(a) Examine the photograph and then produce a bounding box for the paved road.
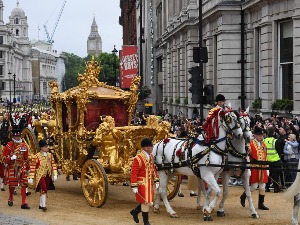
[0,213,49,225]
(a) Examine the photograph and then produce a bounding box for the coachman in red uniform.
[2,129,30,209]
[240,126,269,210]
[130,138,159,225]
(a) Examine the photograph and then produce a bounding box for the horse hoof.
[251,213,259,219]
[203,215,213,221]
[153,208,160,213]
[170,213,179,218]
[217,211,225,217]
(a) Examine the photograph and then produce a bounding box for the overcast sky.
[3,0,123,57]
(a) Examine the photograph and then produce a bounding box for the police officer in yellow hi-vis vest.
[264,127,282,193]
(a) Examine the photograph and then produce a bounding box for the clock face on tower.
[89,41,96,50]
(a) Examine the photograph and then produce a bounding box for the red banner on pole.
[119,45,138,89]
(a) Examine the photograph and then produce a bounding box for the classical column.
[292,0,300,114]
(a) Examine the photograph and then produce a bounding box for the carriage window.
[62,102,68,132]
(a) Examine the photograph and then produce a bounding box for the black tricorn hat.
[11,129,21,136]
[253,126,264,135]
[141,138,153,147]
[39,139,48,148]
[215,94,226,102]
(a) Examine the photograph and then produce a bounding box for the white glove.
[132,187,138,194]
[28,124,31,128]
[28,178,34,185]
[10,155,17,160]
[155,182,159,189]
[53,175,58,182]
[267,170,269,176]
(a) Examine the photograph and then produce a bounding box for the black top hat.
[11,129,21,136]
[39,139,48,148]
[141,138,153,147]
[215,94,226,102]
[253,126,264,135]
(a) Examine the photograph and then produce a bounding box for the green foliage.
[271,99,293,112]
[184,97,188,105]
[175,98,180,104]
[164,97,168,103]
[252,97,262,111]
[63,52,119,90]
[169,98,173,104]
[139,86,151,101]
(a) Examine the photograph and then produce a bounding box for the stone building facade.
[31,40,65,99]
[0,1,32,103]
[139,0,300,117]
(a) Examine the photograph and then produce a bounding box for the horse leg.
[292,194,300,225]
[157,171,178,218]
[242,169,259,219]
[196,178,206,210]
[217,171,229,217]
[202,173,222,221]
[153,185,161,213]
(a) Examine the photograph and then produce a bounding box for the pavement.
[0,213,49,225]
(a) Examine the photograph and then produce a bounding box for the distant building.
[0,1,32,103]
[87,17,102,56]
[31,40,65,99]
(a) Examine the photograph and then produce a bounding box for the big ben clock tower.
[87,17,102,56]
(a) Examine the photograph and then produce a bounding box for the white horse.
[153,107,243,220]
[283,158,300,225]
[214,107,259,219]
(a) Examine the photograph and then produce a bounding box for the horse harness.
[154,136,228,178]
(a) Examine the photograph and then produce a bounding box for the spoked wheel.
[21,127,39,155]
[81,159,108,207]
[167,174,181,200]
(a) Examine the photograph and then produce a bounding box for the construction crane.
[43,0,67,44]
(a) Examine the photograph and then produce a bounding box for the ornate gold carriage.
[23,57,180,207]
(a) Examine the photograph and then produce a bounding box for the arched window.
[16,29,19,36]
[15,18,19,24]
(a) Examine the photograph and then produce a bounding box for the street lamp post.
[112,45,118,87]
[8,70,11,102]
[13,73,16,103]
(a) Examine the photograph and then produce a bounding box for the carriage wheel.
[166,174,181,200]
[81,159,108,207]
[21,127,39,155]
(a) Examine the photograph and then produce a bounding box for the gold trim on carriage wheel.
[25,56,175,208]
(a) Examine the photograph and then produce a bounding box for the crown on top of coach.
[78,55,102,87]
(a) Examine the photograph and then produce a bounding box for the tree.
[63,52,120,90]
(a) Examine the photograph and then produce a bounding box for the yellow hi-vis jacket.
[264,137,280,162]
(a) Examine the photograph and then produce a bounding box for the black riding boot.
[240,191,246,207]
[130,204,141,223]
[258,194,269,210]
[142,212,150,225]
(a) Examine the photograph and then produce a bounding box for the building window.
[0,51,3,58]
[16,29,19,36]
[278,20,293,99]
[0,36,3,44]
[255,27,262,98]
[0,65,3,76]
[15,18,19,24]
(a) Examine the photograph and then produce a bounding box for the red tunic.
[249,139,268,184]
[131,151,159,204]
[2,141,29,186]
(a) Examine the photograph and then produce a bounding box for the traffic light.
[188,66,201,104]
[204,84,214,105]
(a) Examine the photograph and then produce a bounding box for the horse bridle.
[222,111,241,139]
